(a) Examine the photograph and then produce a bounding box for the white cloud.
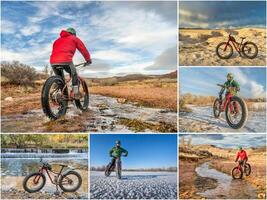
[146,46,177,71]
[21,25,41,36]
[93,50,140,63]
[229,68,265,98]
[250,81,265,98]
[1,20,16,34]
[1,2,177,77]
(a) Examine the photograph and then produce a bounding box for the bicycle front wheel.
[216,42,233,59]
[23,172,46,193]
[231,167,243,179]
[59,171,82,192]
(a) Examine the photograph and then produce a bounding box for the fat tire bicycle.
[231,161,251,179]
[216,34,258,59]
[213,84,248,129]
[41,62,90,120]
[23,159,82,194]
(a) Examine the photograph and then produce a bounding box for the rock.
[4,97,13,101]
[117,98,127,104]
[97,104,109,111]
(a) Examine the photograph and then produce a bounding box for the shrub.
[211,31,223,37]
[1,61,38,86]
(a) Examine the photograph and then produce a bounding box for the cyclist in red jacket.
[50,28,91,99]
[235,146,248,166]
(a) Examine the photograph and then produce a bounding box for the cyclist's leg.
[51,65,64,78]
[64,63,79,98]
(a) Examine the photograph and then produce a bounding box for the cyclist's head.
[238,146,242,151]
[227,73,234,81]
[66,27,76,36]
[115,140,121,147]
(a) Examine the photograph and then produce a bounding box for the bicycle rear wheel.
[41,76,68,120]
[59,171,82,192]
[242,42,258,59]
[244,163,251,176]
[75,79,89,111]
[213,98,221,118]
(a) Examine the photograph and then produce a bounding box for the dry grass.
[119,118,177,133]
[90,79,177,111]
[180,93,266,112]
[1,84,41,115]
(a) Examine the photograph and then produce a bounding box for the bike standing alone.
[105,140,128,179]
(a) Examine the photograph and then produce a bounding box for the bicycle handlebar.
[216,84,225,88]
[75,62,91,68]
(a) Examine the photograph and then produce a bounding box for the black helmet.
[116,140,121,146]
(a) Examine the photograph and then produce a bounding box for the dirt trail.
[179,105,266,133]
[1,94,177,133]
[195,162,257,199]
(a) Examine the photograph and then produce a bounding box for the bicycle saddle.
[59,164,68,167]
[240,37,246,39]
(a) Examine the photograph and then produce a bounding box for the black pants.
[51,62,78,86]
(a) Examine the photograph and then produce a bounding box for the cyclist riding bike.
[235,146,248,167]
[109,140,128,159]
[220,73,240,112]
[50,28,91,99]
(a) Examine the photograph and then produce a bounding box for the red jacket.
[50,30,91,64]
[236,150,248,161]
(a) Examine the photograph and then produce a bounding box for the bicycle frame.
[58,63,87,102]
[33,165,71,186]
[224,35,245,53]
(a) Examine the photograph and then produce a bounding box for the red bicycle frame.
[61,75,86,101]
[224,34,245,53]
[33,165,66,185]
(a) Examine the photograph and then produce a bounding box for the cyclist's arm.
[244,151,248,160]
[233,80,240,91]
[122,148,128,156]
[75,37,91,62]
[109,148,114,157]
[235,152,239,162]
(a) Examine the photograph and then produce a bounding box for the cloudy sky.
[180,67,266,99]
[1,1,177,77]
[180,134,266,148]
[179,1,266,29]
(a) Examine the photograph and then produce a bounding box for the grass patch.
[119,118,177,133]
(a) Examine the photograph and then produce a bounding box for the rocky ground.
[179,28,266,66]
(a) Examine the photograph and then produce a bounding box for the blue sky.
[179,1,266,29]
[180,134,266,148]
[90,134,177,169]
[180,67,266,98]
[1,1,177,77]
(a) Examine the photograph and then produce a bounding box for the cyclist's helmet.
[227,73,234,80]
[115,140,121,147]
[238,146,242,150]
[66,27,76,36]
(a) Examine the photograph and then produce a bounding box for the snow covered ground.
[179,105,266,133]
[90,171,177,199]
